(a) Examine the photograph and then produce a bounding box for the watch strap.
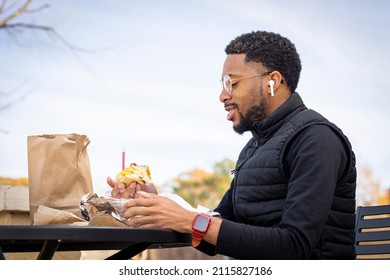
[192,237,202,247]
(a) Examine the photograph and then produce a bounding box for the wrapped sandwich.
[80,163,153,225]
[80,193,130,224]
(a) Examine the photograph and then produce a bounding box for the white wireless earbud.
[268,80,275,96]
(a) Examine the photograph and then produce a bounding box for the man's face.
[219,54,269,134]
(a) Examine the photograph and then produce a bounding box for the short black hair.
[225,31,302,93]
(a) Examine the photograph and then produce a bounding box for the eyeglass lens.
[222,75,232,93]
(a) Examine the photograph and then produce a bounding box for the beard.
[233,96,268,135]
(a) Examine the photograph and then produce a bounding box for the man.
[108,31,357,259]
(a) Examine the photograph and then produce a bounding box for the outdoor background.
[1,0,389,204]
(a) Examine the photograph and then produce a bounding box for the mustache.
[224,102,238,110]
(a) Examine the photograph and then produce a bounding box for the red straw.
[122,149,126,170]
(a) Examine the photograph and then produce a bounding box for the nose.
[219,89,231,103]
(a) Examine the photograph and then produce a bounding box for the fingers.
[107,177,120,198]
[106,176,117,188]
[123,196,157,218]
[123,195,155,209]
[134,191,154,199]
[123,199,162,228]
[107,176,157,199]
[121,183,157,199]
[111,188,120,198]
[107,176,135,199]
[122,195,188,230]
[141,183,158,194]
[117,182,127,194]
[108,177,129,198]
[121,182,140,198]
[126,215,158,228]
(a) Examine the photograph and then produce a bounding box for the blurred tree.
[356,164,389,206]
[377,190,390,205]
[0,176,28,186]
[171,159,390,211]
[171,159,235,210]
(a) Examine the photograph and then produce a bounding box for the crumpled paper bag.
[33,205,88,226]
[33,203,126,227]
[27,134,94,224]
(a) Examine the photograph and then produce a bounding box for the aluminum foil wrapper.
[80,193,131,224]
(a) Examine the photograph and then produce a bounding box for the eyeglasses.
[221,72,271,95]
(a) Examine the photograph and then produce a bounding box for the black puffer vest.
[231,93,356,258]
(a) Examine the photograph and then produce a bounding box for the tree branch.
[1,0,113,54]
[0,88,33,111]
[3,22,99,53]
[0,0,32,27]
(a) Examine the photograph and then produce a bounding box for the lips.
[224,104,237,121]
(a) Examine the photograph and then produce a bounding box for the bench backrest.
[355,204,390,259]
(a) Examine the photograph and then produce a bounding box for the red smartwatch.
[192,213,211,247]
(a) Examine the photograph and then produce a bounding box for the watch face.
[194,215,210,231]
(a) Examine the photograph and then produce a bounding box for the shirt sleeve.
[214,181,237,221]
[194,181,236,256]
[212,124,349,259]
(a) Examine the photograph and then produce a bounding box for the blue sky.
[1,0,389,195]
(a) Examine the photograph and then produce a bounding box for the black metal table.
[0,225,192,260]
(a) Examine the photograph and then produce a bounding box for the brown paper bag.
[27,134,94,224]
[33,205,88,226]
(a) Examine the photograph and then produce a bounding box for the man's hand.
[122,191,196,232]
[106,176,158,199]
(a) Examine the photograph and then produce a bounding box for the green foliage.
[172,158,235,209]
